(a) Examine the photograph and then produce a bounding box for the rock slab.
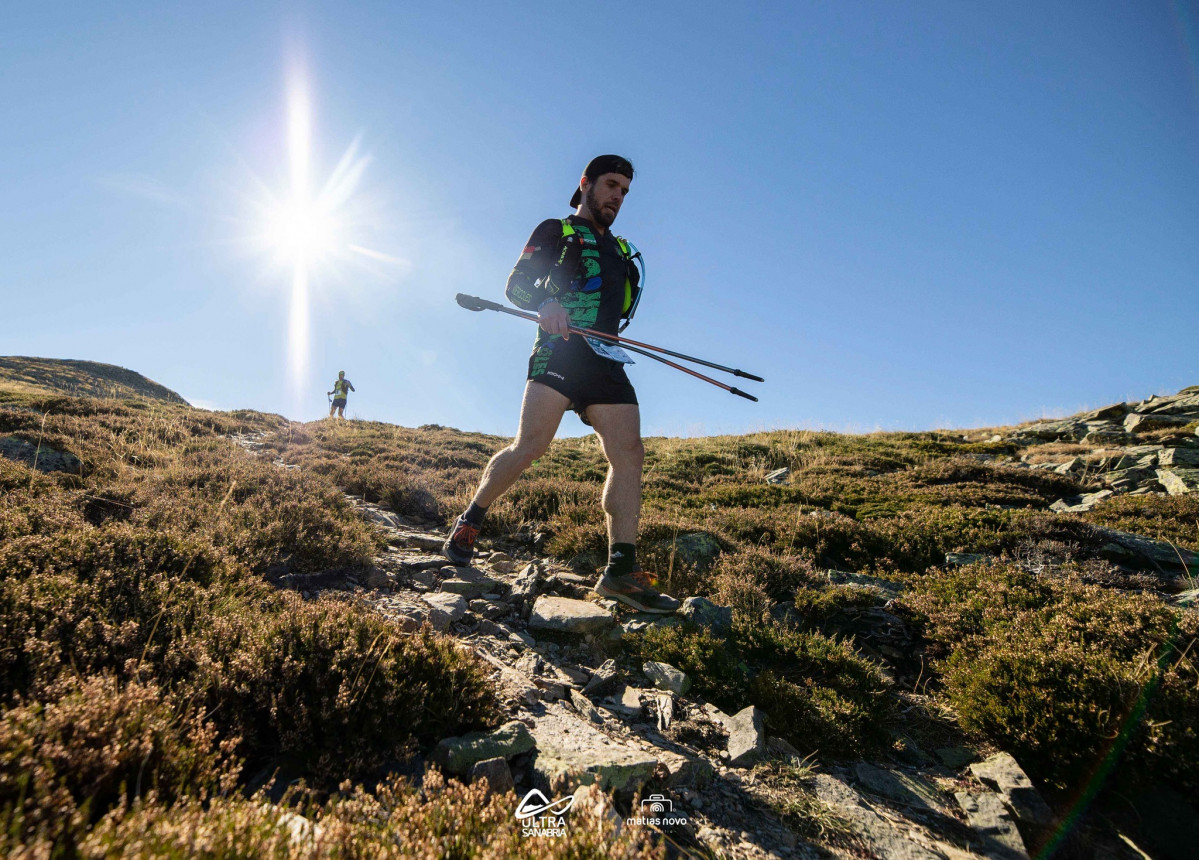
[678,596,733,632]
[469,757,515,795]
[421,592,467,630]
[528,596,614,635]
[970,752,1052,828]
[528,704,658,793]
[643,660,691,695]
[955,791,1028,860]
[432,720,536,775]
[726,705,766,768]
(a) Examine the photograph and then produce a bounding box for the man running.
[327,371,355,419]
[443,155,678,613]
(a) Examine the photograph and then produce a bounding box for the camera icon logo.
[641,794,673,814]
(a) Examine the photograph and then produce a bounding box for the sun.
[263,195,341,267]
[243,61,402,406]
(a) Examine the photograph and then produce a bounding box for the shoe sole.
[593,581,677,614]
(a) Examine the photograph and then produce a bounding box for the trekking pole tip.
[730,388,759,402]
[734,370,765,383]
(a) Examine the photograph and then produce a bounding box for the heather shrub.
[909,562,1198,791]
[0,525,243,702]
[629,620,890,758]
[0,676,238,852]
[0,459,85,540]
[791,585,881,625]
[79,770,665,858]
[0,525,498,784]
[210,597,497,780]
[708,547,820,617]
[1078,493,1199,552]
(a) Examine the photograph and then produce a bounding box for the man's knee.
[608,437,644,471]
[508,438,550,470]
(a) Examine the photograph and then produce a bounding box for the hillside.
[0,372,1196,859]
[0,356,188,404]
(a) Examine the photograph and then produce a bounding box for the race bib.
[585,337,635,364]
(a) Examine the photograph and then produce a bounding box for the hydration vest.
[333,379,350,397]
[557,220,645,331]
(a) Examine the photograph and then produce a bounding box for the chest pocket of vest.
[559,221,645,330]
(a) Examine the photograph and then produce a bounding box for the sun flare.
[245,62,403,407]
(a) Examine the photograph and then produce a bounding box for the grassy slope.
[1,378,1196,855]
[0,356,189,404]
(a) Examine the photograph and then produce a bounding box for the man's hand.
[538,300,570,340]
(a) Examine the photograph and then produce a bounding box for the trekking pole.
[456,294,764,384]
[606,339,759,401]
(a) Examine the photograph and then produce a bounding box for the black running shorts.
[332,398,347,408]
[527,337,637,422]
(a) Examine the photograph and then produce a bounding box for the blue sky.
[3,1,1196,437]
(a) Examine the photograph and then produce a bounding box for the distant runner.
[327,371,355,419]
[443,155,679,613]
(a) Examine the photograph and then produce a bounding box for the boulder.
[854,763,945,814]
[440,577,499,599]
[400,533,445,552]
[678,596,734,632]
[569,688,604,724]
[661,531,723,571]
[421,592,467,630]
[528,596,614,635]
[827,569,904,599]
[1049,490,1113,513]
[945,552,988,567]
[1159,447,1199,468]
[582,659,621,696]
[1157,468,1199,496]
[1125,413,1192,434]
[432,720,536,775]
[809,773,946,860]
[0,436,82,474]
[1096,527,1199,573]
[955,791,1029,860]
[969,752,1052,828]
[765,467,791,484]
[528,704,658,793]
[1083,403,1129,421]
[601,684,644,719]
[469,757,515,795]
[510,562,543,614]
[642,661,691,695]
[726,705,766,768]
[362,567,393,590]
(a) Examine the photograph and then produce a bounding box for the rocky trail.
[225,430,1172,860]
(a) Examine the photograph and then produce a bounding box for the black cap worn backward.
[570,154,634,207]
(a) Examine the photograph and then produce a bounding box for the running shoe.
[442,514,479,566]
[594,568,680,614]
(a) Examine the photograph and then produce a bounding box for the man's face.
[583,171,631,228]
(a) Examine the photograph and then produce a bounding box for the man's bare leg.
[445,382,569,565]
[588,403,677,613]
[584,403,644,544]
[473,381,570,507]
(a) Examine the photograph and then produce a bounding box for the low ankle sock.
[463,501,488,526]
[606,543,637,577]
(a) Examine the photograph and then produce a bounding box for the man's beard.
[586,186,615,228]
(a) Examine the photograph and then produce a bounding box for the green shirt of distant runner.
[442,155,680,615]
[327,373,355,419]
